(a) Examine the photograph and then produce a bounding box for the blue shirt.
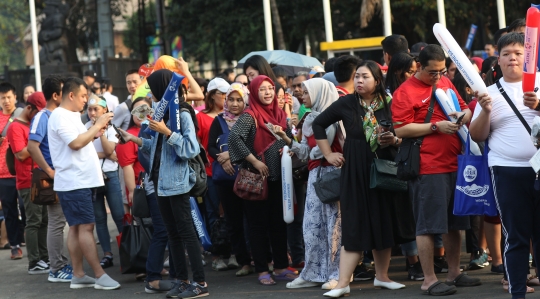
[29,109,54,169]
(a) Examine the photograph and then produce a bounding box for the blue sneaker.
[48,265,73,282]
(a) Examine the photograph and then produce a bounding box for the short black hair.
[272,66,288,79]
[125,69,139,77]
[223,68,234,75]
[507,18,525,33]
[381,35,409,56]
[410,42,428,56]
[497,32,524,54]
[324,57,337,72]
[42,74,64,101]
[418,44,446,67]
[333,55,362,83]
[493,28,508,47]
[0,82,16,95]
[62,77,87,99]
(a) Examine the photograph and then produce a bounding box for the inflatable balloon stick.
[523,5,540,92]
[433,23,488,95]
[281,146,294,224]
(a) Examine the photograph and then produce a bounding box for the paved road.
[0,220,516,299]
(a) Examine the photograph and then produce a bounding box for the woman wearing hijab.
[228,75,298,286]
[207,83,253,276]
[117,69,209,298]
[313,61,406,297]
[275,78,343,289]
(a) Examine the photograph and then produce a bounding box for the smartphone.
[112,124,126,144]
[455,113,465,125]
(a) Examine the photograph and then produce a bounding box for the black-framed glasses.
[426,69,447,78]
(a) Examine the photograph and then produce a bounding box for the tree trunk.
[270,0,286,50]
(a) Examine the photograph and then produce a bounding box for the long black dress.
[312,94,414,251]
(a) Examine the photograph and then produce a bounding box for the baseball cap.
[26,92,46,111]
[207,77,230,93]
[84,70,97,78]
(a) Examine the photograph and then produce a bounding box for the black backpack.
[188,145,208,197]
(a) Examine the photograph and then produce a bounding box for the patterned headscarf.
[222,82,249,130]
[357,93,391,152]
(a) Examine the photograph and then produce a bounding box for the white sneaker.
[286,277,318,289]
[212,258,228,271]
[321,279,338,290]
[228,255,239,269]
[163,257,170,268]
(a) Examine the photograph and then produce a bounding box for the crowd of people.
[0,17,539,299]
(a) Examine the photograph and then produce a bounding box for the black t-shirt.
[151,113,169,183]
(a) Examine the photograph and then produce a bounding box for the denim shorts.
[57,188,95,226]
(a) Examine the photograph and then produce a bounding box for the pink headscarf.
[222,82,249,130]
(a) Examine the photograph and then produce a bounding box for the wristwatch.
[430,122,438,132]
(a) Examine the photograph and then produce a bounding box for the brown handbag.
[31,168,59,205]
[233,167,268,201]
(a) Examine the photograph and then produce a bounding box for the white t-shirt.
[472,77,540,167]
[85,122,119,173]
[48,107,104,191]
[102,92,119,113]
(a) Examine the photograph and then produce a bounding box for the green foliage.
[123,1,157,58]
[0,1,29,68]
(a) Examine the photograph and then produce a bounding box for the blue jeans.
[93,170,124,254]
[145,191,173,281]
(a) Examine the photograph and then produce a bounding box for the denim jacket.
[140,111,200,197]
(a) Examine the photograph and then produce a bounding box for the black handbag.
[119,217,152,274]
[395,87,436,181]
[132,172,150,219]
[291,155,309,182]
[370,158,408,192]
[313,160,341,204]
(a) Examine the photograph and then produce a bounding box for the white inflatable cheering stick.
[281,146,294,224]
[433,23,488,95]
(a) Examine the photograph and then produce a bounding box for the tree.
[0,1,29,69]
[123,1,157,59]
[270,0,286,50]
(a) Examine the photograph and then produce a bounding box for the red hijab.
[244,75,288,155]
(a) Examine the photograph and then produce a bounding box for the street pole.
[382,0,392,36]
[322,0,334,58]
[437,0,446,28]
[28,0,42,91]
[497,0,506,28]
[263,0,274,51]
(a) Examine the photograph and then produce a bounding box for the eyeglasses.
[425,69,447,78]
[259,86,275,93]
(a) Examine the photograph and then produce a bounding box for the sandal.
[445,273,481,287]
[258,273,276,286]
[502,278,534,293]
[422,281,457,296]
[273,269,298,281]
[100,256,113,269]
[527,275,540,286]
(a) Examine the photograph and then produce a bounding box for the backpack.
[179,108,208,197]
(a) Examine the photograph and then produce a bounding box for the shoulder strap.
[413,86,437,144]
[496,80,532,134]
[1,108,24,137]
[216,115,229,133]
[124,98,133,111]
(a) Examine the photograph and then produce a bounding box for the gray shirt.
[112,101,130,130]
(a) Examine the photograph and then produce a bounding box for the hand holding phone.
[112,124,127,144]
[455,113,465,125]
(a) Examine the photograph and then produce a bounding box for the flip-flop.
[422,281,457,296]
[273,269,298,281]
[258,274,276,286]
[445,273,482,287]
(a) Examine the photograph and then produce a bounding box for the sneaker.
[164,257,170,268]
[70,275,96,289]
[211,258,228,271]
[28,263,49,275]
[178,282,209,298]
[166,280,191,298]
[10,247,22,260]
[481,251,490,266]
[100,256,114,269]
[48,265,73,282]
[228,255,239,269]
[407,261,425,281]
[201,255,206,266]
[353,263,375,281]
[37,260,50,270]
[145,280,175,294]
[94,273,120,290]
[491,264,504,274]
[434,256,449,273]
[469,251,486,270]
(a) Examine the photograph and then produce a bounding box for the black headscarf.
[146,69,199,133]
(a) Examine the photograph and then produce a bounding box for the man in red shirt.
[6,92,47,274]
[393,45,480,295]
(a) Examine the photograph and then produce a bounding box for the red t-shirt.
[392,76,467,175]
[0,113,16,179]
[6,119,35,189]
[196,112,215,176]
[336,86,349,97]
[116,127,144,184]
[306,135,343,171]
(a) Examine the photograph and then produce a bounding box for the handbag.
[395,86,436,180]
[132,172,150,219]
[31,167,59,205]
[233,167,268,201]
[454,136,498,216]
[212,115,239,183]
[313,160,341,204]
[370,157,408,192]
[118,216,152,274]
[291,155,309,182]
